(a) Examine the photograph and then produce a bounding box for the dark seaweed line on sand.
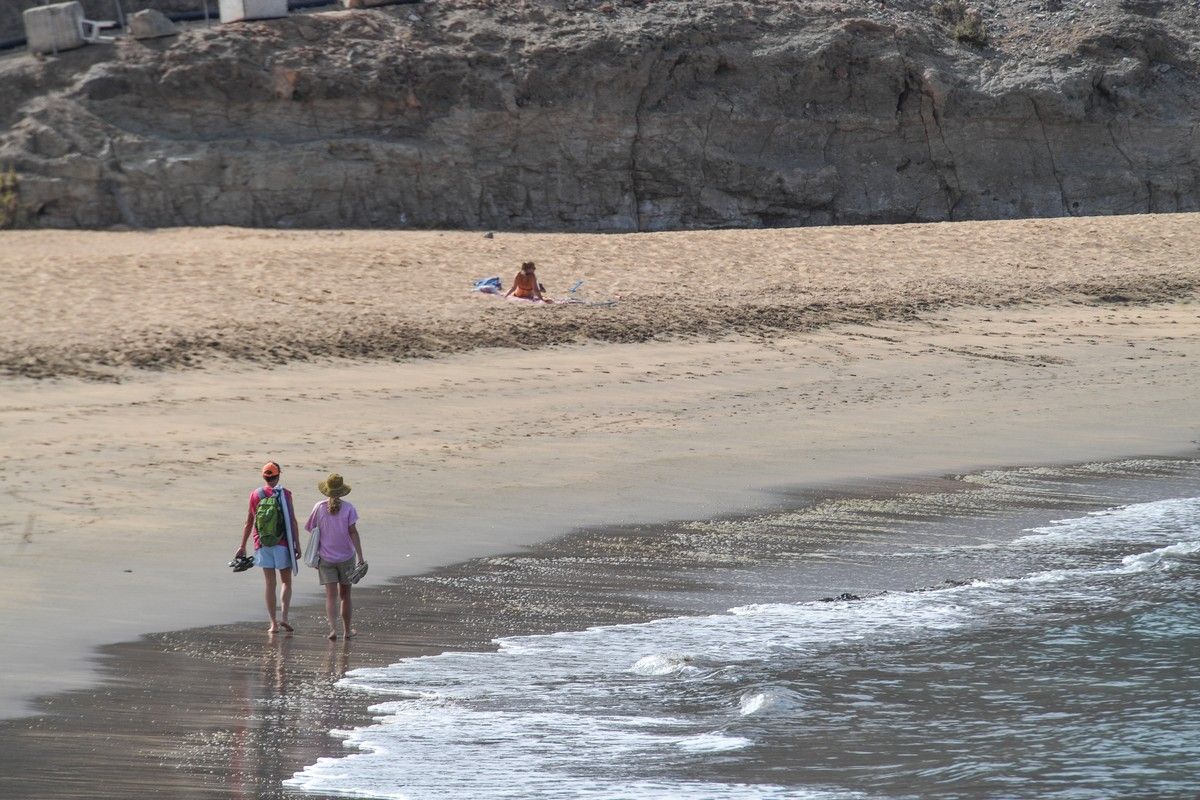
[2,275,1194,382]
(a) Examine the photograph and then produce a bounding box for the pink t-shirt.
[248,486,294,550]
[305,500,359,564]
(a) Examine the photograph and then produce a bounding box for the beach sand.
[1,214,1199,797]
[3,213,1197,381]
[2,458,1198,799]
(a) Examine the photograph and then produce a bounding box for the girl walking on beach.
[236,461,301,634]
[305,473,366,640]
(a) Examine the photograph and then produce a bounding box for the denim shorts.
[255,544,292,569]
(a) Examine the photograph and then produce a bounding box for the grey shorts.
[318,556,357,586]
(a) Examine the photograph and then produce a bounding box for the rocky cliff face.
[1,0,1198,230]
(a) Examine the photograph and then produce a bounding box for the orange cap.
[261,461,280,478]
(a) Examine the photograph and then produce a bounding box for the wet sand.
[3,297,1199,718]
[1,458,1197,799]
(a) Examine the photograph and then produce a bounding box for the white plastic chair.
[80,17,117,42]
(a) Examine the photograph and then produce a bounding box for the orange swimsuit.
[512,271,539,299]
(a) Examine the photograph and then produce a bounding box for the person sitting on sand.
[504,261,548,302]
[235,461,301,634]
[305,473,366,640]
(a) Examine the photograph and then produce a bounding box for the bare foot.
[326,630,338,641]
[267,624,279,634]
[345,629,358,639]
[279,621,294,632]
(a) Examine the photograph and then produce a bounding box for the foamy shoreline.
[2,453,1197,799]
[2,295,1199,716]
[1,216,1199,796]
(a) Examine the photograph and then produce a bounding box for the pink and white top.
[305,499,359,564]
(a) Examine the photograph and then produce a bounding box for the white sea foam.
[288,496,1199,800]
[739,692,770,716]
[1120,539,1200,572]
[629,653,700,676]
[287,705,849,799]
[1015,497,1200,546]
[675,732,753,753]
[738,687,811,717]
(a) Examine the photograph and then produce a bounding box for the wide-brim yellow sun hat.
[318,473,351,498]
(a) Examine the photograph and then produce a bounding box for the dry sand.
[1,214,1199,730]
[3,213,1197,380]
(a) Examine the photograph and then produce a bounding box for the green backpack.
[255,488,285,547]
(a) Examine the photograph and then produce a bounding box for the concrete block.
[342,0,410,7]
[219,0,289,23]
[129,9,180,39]
[22,2,86,55]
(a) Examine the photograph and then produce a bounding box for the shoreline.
[2,297,1200,717]
[1,453,1197,799]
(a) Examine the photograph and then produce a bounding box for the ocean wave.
[1120,539,1200,572]
[1014,497,1200,547]
[628,654,702,677]
[290,496,1199,799]
[738,687,811,717]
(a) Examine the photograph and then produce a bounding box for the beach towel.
[558,278,617,305]
[560,298,618,306]
[279,483,299,575]
[473,276,503,294]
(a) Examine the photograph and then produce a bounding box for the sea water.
[287,495,1200,799]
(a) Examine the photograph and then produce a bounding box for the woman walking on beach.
[305,473,366,640]
[236,461,301,634]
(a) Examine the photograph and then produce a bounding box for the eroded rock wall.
[1,0,1198,230]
